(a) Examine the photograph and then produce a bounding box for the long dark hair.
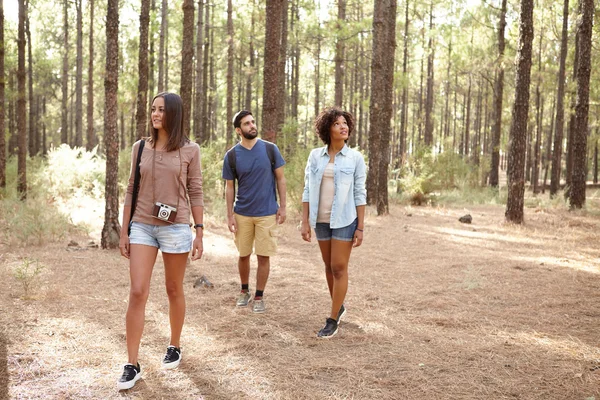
[149,92,188,151]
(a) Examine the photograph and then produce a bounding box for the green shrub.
[13,258,45,298]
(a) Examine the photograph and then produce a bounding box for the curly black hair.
[314,107,355,145]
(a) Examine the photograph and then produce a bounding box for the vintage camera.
[152,202,178,223]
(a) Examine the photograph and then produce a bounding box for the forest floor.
[2,202,600,399]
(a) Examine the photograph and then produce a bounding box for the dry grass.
[2,204,600,399]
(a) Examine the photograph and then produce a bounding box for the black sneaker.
[317,318,338,338]
[117,362,141,390]
[162,345,182,369]
[337,305,346,323]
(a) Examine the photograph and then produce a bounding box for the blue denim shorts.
[314,218,358,242]
[129,222,193,253]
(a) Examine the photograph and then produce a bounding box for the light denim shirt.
[302,144,367,229]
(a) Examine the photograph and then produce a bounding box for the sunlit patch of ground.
[2,203,600,399]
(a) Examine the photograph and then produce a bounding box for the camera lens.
[159,209,169,218]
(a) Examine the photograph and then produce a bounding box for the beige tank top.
[317,163,335,223]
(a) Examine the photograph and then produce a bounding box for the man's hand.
[228,215,237,233]
[276,207,286,224]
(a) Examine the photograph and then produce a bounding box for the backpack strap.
[128,140,145,235]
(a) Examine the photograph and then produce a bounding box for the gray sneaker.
[236,291,252,307]
[252,299,266,313]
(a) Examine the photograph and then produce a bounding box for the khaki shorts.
[234,214,278,257]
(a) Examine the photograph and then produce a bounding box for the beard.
[241,129,258,140]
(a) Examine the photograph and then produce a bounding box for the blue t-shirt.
[222,139,286,217]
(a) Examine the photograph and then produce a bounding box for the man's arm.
[275,166,287,224]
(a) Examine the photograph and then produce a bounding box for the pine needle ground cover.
[2,204,600,399]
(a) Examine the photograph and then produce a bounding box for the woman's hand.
[119,232,130,259]
[191,233,204,260]
[300,221,311,242]
[353,229,363,248]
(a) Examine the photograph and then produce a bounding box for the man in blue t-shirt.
[222,110,287,314]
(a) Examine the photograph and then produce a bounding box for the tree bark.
[532,23,544,193]
[180,0,194,139]
[194,0,204,143]
[26,5,34,156]
[74,0,83,147]
[86,0,95,151]
[277,0,288,130]
[226,0,234,148]
[101,0,120,249]
[135,0,150,141]
[17,0,27,198]
[367,0,397,215]
[61,0,69,145]
[158,0,167,93]
[505,0,534,224]
[262,0,285,143]
[489,0,507,187]
[568,0,593,209]
[398,0,409,164]
[334,0,346,107]
[549,0,569,195]
[423,4,434,146]
[199,2,209,144]
[0,0,4,189]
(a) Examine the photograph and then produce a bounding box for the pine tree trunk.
[75,0,83,147]
[550,0,569,195]
[489,0,507,187]
[245,1,255,112]
[101,0,120,249]
[464,75,472,158]
[262,0,284,143]
[200,2,209,144]
[208,9,215,141]
[61,0,68,145]
[334,0,346,107]
[42,96,46,155]
[86,0,95,151]
[568,0,593,209]
[565,7,580,197]
[290,0,299,118]
[0,0,4,189]
[505,0,534,224]
[277,0,288,130]
[135,0,150,142]
[148,0,155,100]
[180,0,194,139]
[423,4,434,146]
[26,7,34,156]
[367,0,397,215]
[593,137,598,184]
[194,0,204,143]
[17,0,27,198]
[8,71,15,156]
[226,0,234,148]
[398,0,409,164]
[158,0,167,93]
[314,32,321,120]
[542,96,555,192]
[532,24,544,193]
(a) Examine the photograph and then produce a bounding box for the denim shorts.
[314,218,358,242]
[129,221,193,253]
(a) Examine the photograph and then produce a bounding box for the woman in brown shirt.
[117,92,204,390]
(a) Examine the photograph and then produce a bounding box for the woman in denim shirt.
[301,107,367,338]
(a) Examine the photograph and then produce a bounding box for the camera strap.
[152,146,183,211]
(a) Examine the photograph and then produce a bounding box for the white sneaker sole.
[117,371,142,390]
[162,357,181,370]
